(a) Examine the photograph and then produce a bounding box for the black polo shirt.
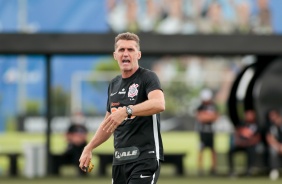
[107,67,164,165]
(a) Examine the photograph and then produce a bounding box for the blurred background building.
[0,0,281,133]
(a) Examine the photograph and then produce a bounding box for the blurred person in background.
[228,110,261,177]
[107,0,139,33]
[252,0,273,34]
[156,0,184,34]
[51,121,88,176]
[198,0,234,34]
[233,0,252,33]
[79,32,165,184]
[195,88,219,175]
[138,0,162,33]
[266,109,282,180]
[107,0,161,33]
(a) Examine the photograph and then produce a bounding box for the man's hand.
[79,146,93,172]
[102,107,127,133]
[83,161,94,172]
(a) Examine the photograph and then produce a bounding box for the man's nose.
[123,50,129,56]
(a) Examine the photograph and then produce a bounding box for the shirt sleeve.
[144,70,163,96]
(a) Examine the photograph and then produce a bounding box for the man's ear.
[138,51,142,59]
[113,52,117,60]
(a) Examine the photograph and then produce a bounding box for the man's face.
[113,40,141,74]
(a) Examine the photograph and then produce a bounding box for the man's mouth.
[122,59,130,63]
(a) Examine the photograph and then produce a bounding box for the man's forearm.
[131,98,165,116]
[84,113,113,151]
[85,125,112,151]
[130,90,165,116]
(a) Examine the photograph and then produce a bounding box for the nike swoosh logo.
[140,174,151,178]
[110,92,117,96]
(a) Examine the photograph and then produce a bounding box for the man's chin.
[122,68,132,72]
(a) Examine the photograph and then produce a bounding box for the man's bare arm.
[102,89,165,133]
[130,89,165,116]
[79,112,113,171]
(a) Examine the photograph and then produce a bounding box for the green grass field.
[1,175,282,184]
[1,131,280,183]
[0,131,229,175]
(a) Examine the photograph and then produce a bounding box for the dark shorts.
[112,158,160,184]
[199,132,214,149]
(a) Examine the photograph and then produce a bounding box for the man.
[79,32,165,184]
[228,110,261,177]
[51,123,88,176]
[266,109,282,180]
[195,88,218,175]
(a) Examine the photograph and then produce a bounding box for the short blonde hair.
[114,32,140,50]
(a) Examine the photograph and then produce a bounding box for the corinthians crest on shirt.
[128,83,139,100]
